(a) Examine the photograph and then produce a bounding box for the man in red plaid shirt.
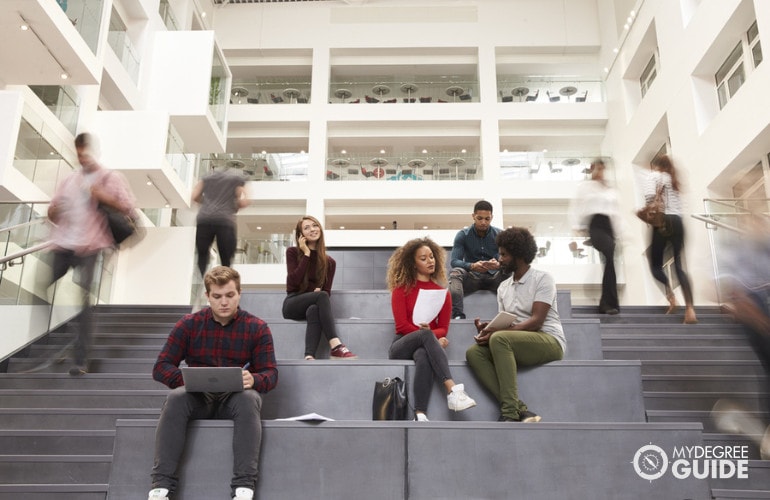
[148,266,278,500]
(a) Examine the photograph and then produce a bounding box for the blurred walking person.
[47,132,136,375]
[642,154,697,324]
[569,159,622,314]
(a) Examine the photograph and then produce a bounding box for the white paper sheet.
[274,412,334,422]
[412,288,448,325]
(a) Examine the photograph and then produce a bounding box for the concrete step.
[573,305,725,316]
[0,484,108,500]
[0,408,161,430]
[640,360,765,377]
[239,289,574,320]
[0,454,112,483]
[0,389,168,409]
[574,311,736,324]
[0,373,163,390]
[36,318,604,362]
[107,419,708,500]
[0,360,645,422]
[710,462,770,492]
[704,433,763,460]
[602,333,751,348]
[600,323,746,335]
[647,410,770,433]
[712,488,770,499]
[0,429,115,455]
[7,357,157,374]
[643,392,770,412]
[603,346,759,361]
[642,374,767,393]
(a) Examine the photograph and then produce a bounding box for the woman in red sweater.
[282,216,357,360]
[386,237,476,421]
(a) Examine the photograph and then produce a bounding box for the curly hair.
[386,237,447,292]
[495,227,538,265]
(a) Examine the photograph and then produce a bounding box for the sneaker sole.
[521,415,542,423]
[330,355,358,360]
[449,400,477,412]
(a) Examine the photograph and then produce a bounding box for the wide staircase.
[0,290,767,499]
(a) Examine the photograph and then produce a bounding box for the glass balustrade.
[58,0,104,54]
[159,0,180,31]
[166,125,196,190]
[108,24,141,83]
[29,85,79,135]
[496,77,605,103]
[230,81,311,105]
[325,153,480,181]
[232,235,293,265]
[500,152,603,181]
[209,50,229,133]
[329,78,478,104]
[14,116,76,198]
[200,153,308,182]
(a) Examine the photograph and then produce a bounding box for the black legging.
[282,291,339,357]
[648,214,694,305]
[589,214,618,310]
[195,222,237,276]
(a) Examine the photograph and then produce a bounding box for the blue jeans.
[151,387,263,496]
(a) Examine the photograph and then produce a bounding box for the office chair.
[547,91,560,102]
[525,90,539,102]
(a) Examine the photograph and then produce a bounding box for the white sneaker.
[447,383,477,411]
[148,488,169,500]
[233,487,254,500]
[414,413,430,422]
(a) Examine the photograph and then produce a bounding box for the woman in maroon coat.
[282,216,357,360]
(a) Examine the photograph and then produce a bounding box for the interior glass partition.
[200,153,309,182]
[28,85,79,135]
[107,7,141,83]
[60,0,104,54]
[13,116,75,197]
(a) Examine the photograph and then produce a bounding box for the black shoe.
[518,410,541,423]
[603,308,619,315]
[68,365,88,376]
[453,313,466,320]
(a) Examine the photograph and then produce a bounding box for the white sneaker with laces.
[447,383,476,411]
[148,488,169,500]
[233,487,254,500]
[414,413,430,422]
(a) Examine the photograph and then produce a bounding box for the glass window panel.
[716,43,743,82]
[748,21,759,43]
[726,63,745,97]
[752,42,763,68]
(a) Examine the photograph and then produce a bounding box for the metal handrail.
[0,241,54,271]
[691,213,748,235]
[0,217,47,236]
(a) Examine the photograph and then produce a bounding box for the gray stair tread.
[711,489,770,498]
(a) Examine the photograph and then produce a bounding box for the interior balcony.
[0,0,101,86]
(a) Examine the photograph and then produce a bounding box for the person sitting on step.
[148,266,278,500]
[466,227,565,423]
[386,237,477,421]
[282,215,357,360]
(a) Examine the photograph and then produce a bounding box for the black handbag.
[100,204,137,245]
[372,377,408,420]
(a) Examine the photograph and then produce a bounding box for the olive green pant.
[466,330,563,419]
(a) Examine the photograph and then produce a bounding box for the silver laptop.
[181,367,244,393]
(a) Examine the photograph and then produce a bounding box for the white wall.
[111,226,196,304]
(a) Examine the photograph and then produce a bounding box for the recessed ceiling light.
[380,226,385,230]
[164,203,170,208]
[20,24,29,31]
[146,180,153,186]
[613,48,618,53]
[339,226,345,230]
[261,150,267,155]
[422,226,428,230]
[461,149,467,153]
[380,149,385,154]
[60,72,69,80]
[256,226,262,230]
[422,149,427,154]
[341,149,346,155]
[201,12,207,18]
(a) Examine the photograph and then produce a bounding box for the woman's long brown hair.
[650,154,681,192]
[294,215,328,292]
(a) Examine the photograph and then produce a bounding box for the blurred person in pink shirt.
[47,132,136,375]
